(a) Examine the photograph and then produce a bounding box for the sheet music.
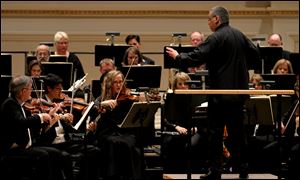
[118,101,160,128]
[74,101,94,130]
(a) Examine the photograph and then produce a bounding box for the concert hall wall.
[1,1,299,90]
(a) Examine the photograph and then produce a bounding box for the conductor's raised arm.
[166,47,179,59]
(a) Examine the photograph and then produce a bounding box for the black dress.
[91,98,143,180]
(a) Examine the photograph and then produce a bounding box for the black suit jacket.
[0,97,42,153]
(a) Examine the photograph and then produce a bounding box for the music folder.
[118,101,161,128]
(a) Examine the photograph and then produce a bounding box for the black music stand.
[118,101,160,178]
[41,62,73,90]
[118,101,160,128]
[258,46,283,74]
[0,75,12,105]
[49,55,67,62]
[289,53,299,75]
[94,44,131,67]
[261,74,296,90]
[1,53,12,75]
[120,65,162,89]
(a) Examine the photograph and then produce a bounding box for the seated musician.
[0,75,71,180]
[122,46,147,66]
[27,59,42,77]
[287,76,299,179]
[89,70,144,180]
[37,73,101,180]
[272,58,294,74]
[161,71,207,172]
[259,76,299,176]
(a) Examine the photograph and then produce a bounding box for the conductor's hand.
[166,47,179,59]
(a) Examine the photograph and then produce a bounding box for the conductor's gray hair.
[211,6,229,24]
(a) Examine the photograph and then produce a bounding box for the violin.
[116,93,139,103]
[57,97,89,112]
[23,98,52,114]
[53,93,89,112]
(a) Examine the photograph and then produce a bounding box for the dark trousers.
[0,146,68,180]
[207,95,248,173]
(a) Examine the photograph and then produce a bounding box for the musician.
[27,59,42,77]
[262,77,299,178]
[272,58,294,74]
[89,70,143,180]
[122,46,145,66]
[0,75,70,180]
[37,73,101,180]
[125,34,155,65]
[166,6,260,179]
[288,76,299,179]
[36,44,50,62]
[92,58,116,100]
[162,71,206,171]
[54,31,85,81]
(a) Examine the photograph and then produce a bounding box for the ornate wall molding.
[1,9,299,18]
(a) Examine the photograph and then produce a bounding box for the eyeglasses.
[113,81,123,85]
[23,87,33,91]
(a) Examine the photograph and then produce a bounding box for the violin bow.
[115,57,136,100]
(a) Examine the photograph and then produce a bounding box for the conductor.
[166,6,260,179]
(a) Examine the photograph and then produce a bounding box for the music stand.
[94,44,131,67]
[289,53,299,75]
[246,96,274,125]
[261,74,296,90]
[163,45,197,69]
[0,75,12,105]
[120,65,162,89]
[258,46,283,74]
[41,62,73,90]
[1,53,12,75]
[118,101,161,128]
[246,96,274,136]
[49,55,67,62]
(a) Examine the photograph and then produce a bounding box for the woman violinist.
[89,70,143,180]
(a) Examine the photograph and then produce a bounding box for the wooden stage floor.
[163,173,278,179]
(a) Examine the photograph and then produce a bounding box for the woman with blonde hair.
[272,59,294,74]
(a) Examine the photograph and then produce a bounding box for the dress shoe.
[200,171,221,180]
[239,172,249,179]
[239,163,249,179]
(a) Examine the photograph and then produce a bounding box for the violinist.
[0,75,72,180]
[89,70,143,180]
[37,73,101,180]
[261,76,299,178]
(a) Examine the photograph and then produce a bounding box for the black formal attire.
[162,93,208,172]
[141,54,155,65]
[36,96,101,180]
[67,53,85,81]
[175,23,260,178]
[0,97,68,180]
[90,97,143,180]
[282,49,291,60]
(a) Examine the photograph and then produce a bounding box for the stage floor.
[163,173,277,179]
